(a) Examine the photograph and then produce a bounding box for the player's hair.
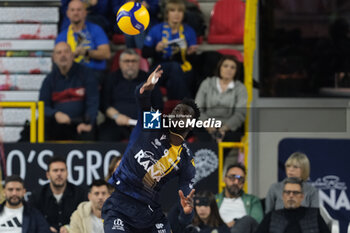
[5,175,24,188]
[47,156,67,171]
[180,98,200,120]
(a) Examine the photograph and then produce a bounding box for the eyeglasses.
[283,190,302,196]
[121,59,138,63]
[226,174,245,183]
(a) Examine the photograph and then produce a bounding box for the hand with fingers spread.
[140,65,163,94]
[179,189,195,214]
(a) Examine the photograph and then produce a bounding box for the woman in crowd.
[169,190,230,233]
[142,0,198,99]
[195,55,247,143]
[265,152,319,213]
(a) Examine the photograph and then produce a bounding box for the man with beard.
[255,177,330,233]
[102,66,200,233]
[68,179,110,233]
[98,49,163,141]
[0,175,50,233]
[39,42,99,140]
[216,164,263,233]
[30,156,87,233]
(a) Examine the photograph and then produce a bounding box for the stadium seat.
[112,33,125,44]
[217,49,244,62]
[207,0,245,44]
[110,48,149,73]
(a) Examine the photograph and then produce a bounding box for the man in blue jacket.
[102,66,199,233]
[39,42,99,140]
[0,175,50,233]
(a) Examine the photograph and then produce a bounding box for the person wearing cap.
[215,164,263,233]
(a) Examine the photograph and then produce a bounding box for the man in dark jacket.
[0,175,50,233]
[30,156,87,233]
[256,177,330,233]
[39,42,99,141]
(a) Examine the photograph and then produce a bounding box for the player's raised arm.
[140,65,163,94]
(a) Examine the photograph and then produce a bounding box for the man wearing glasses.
[99,49,163,141]
[216,164,263,233]
[255,177,330,233]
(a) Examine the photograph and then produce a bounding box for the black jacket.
[30,182,87,231]
[0,201,51,233]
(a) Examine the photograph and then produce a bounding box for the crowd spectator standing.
[30,156,87,233]
[256,177,330,233]
[216,164,263,233]
[0,175,51,233]
[265,152,319,213]
[56,0,111,85]
[142,0,198,99]
[39,42,99,141]
[68,179,110,233]
[99,49,163,142]
[195,55,247,143]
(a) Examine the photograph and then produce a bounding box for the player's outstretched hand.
[179,189,195,214]
[140,65,163,94]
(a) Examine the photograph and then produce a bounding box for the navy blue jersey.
[109,84,196,207]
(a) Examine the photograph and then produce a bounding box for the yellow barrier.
[0,101,44,143]
[217,0,258,194]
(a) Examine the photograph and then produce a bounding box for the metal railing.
[0,101,44,143]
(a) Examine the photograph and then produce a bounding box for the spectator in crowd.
[169,190,230,233]
[60,0,117,33]
[0,175,51,233]
[56,0,111,85]
[265,152,319,213]
[195,55,247,143]
[99,49,163,142]
[30,156,87,233]
[142,0,198,100]
[256,177,330,233]
[216,164,263,233]
[39,42,99,141]
[68,179,110,233]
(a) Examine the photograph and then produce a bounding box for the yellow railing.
[217,0,257,193]
[0,101,44,143]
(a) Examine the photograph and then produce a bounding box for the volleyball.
[116,2,150,35]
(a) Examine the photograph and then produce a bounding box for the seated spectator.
[142,0,198,99]
[68,179,110,233]
[39,42,99,141]
[30,156,87,233]
[60,0,116,33]
[105,156,122,182]
[216,164,263,233]
[195,55,247,143]
[56,0,111,85]
[256,177,330,233]
[265,152,319,214]
[169,190,230,233]
[0,175,51,233]
[98,49,163,142]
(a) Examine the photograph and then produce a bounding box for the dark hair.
[106,156,123,181]
[215,55,241,81]
[283,177,304,193]
[5,175,24,188]
[180,98,200,120]
[192,190,225,228]
[119,49,140,61]
[225,163,246,176]
[47,156,66,171]
[89,179,109,192]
